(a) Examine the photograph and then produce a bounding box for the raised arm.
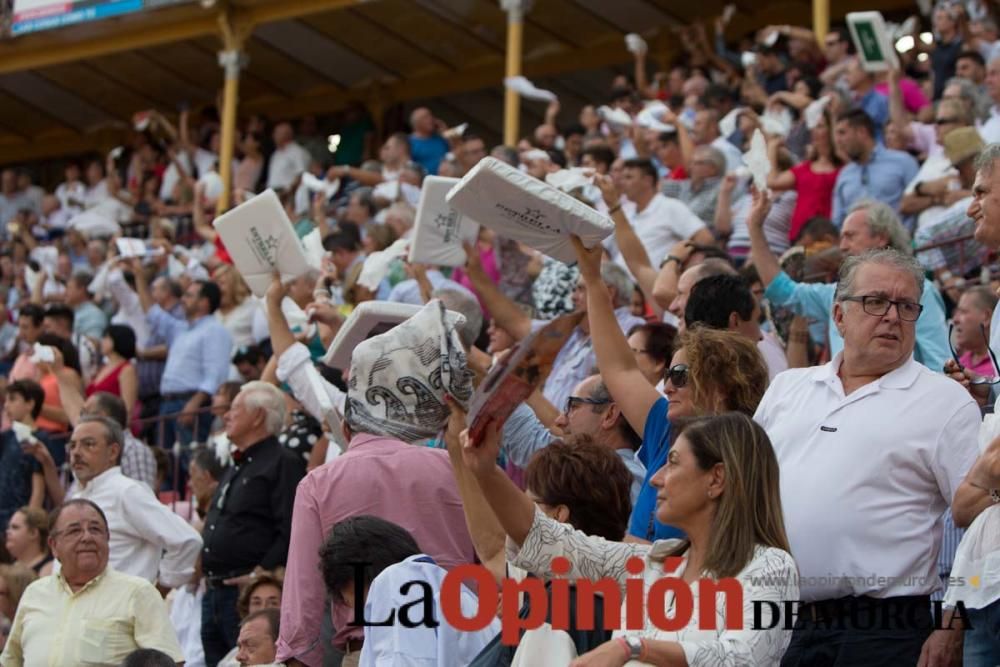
[597,175,661,316]
[461,420,536,547]
[660,106,695,170]
[953,434,1000,528]
[747,187,780,287]
[265,274,297,358]
[128,258,155,313]
[462,242,532,340]
[766,137,797,191]
[572,236,661,435]
[444,403,507,583]
[651,241,694,311]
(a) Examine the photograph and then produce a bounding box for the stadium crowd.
[1,2,1000,666]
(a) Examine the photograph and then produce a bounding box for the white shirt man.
[69,465,202,588]
[755,250,979,666]
[267,141,312,191]
[622,194,706,269]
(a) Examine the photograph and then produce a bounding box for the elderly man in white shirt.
[755,248,980,667]
[66,415,202,589]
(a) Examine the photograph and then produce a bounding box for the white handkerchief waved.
[358,238,410,291]
[504,76,558,103]
[211,189,312,298]
[744,129,771,192]
[446,157,613,265]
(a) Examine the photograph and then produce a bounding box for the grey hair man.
[433,287,483,349]
[661,145,727,225]
[756,248,980,667]
[947,140,1000,659]
[200,380,306,665]
[67,414,203,589]
[748,190,951,372]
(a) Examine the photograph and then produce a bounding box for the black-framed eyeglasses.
[665,363,689,388]
[564,396,610,413]
[948,322,1000,385]
[841,295,924,322]
[935,117,960,125]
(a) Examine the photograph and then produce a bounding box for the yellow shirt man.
[0,566,183,666]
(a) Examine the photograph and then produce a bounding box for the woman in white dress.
[461,411,798,667]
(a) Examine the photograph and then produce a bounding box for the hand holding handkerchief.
[211,189,317,298]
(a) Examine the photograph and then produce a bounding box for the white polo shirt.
[754,354,980,602]
[622,193,705,268]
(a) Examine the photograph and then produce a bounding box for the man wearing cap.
[263,277,476,667]
[915,127,991,297]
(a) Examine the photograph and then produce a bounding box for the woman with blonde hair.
[462,412,797,665]
[3,507,52,576]
[212,264,257,349]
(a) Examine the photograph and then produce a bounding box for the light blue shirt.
[857,89,889,141]
[831,145,919,227]
[501,403,645,505]
[73,301,108,340]
[765,271,950,373]
[541,307,646,414]
[147,306,233,395]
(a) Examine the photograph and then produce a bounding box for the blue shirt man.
[408,107,450,175]
[145,280,233,446]
[832,144,918,227]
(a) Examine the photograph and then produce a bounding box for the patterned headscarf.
[344,300,473,442]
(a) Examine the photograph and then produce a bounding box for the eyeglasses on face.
[841,295,924,322]
[665,363,689,388]
[564,396,610,413]
[948,322,1000,385]
[53,522,107,541]
[935,117,959,125]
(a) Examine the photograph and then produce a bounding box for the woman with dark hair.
[627,322,677,388]
[32,333,82,436]
[766,102,843,242]
[85,324,138,423]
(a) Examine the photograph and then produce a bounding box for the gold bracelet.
[607,204,622,216]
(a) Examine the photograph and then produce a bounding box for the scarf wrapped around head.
[345,300,473,442]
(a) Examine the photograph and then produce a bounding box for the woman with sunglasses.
[571,237,770,542]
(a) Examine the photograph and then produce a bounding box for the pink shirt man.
[275,433,477,666]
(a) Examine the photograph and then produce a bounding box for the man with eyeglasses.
[499,374,645,505]
[0,499,183,666]
[897,93,975,231]
[750,192,951,374]
[755,248,980,667]
[64,415,201,590]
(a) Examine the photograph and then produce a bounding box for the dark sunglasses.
[564,396,610,413]
[665,363,689,388]
[948,322,1000,385]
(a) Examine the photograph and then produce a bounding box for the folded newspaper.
[445,157,613,264]
[466,311,584,444]
[408,176,481,267]
[211,189,317,297]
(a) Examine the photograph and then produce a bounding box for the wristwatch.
[624,635,644,659]
[660,255,683,269]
